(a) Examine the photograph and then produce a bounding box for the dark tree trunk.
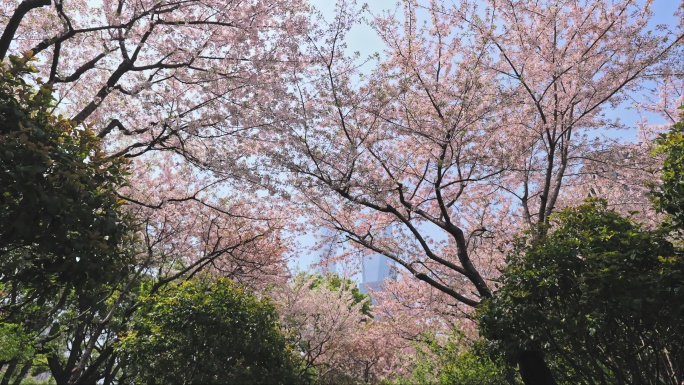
[518,350,557,385]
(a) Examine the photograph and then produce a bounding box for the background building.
[359,253,396,296]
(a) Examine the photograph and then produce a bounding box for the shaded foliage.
[0,56,135,385]
[480,200,684,384]
[654,107,684,230]
[0,54,130,297]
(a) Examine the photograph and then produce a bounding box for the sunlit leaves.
[118,277,302,385]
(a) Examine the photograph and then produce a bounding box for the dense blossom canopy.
[0,0,683,384]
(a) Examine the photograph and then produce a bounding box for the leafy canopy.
[389,331,516,385]
[118,277,302,385]
[0,55,134,383]
[653,106,684,230]
[479,200,684,384]
[0,53,130,295]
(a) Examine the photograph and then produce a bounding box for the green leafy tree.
[117,277,302,385]
[479,200,684,384]
[389,332,515,385]
[653,107,684,230]
[0,323,34,362]
[0,55,133,384]
[0,53,130,297]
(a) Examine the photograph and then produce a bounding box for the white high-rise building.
[313,227,397,299]
[359,253,396,295]
[359,225,397,296]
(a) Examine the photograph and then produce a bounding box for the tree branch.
[0,0,52,60]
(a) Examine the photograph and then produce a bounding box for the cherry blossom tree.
[3,0,683,381]
[272,273,412,384]
[273,0,684,381]
[273,274,371,382]
[0,0,311,383]
[0,0,311,259]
